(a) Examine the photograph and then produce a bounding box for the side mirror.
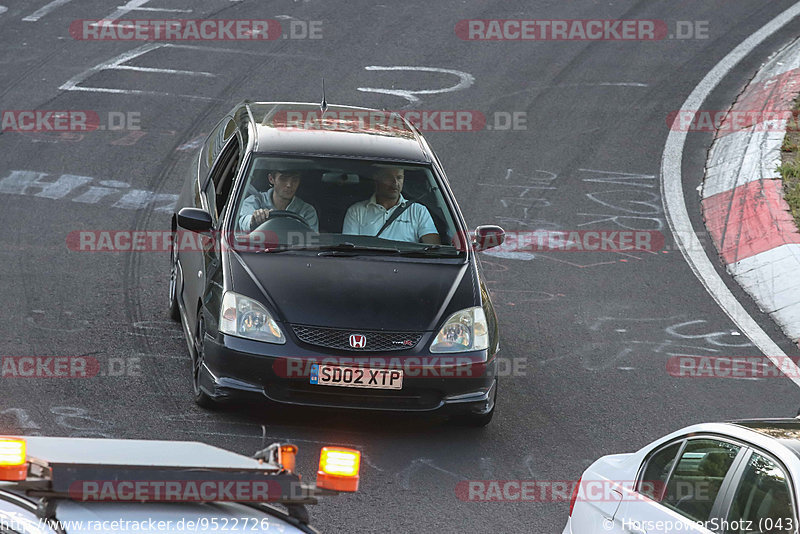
[473,225,505,252]
[177,207,213,233]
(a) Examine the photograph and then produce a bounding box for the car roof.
[727,418,800,459]
[237,102,431,163]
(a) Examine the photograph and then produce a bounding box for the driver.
[237,169,319,232]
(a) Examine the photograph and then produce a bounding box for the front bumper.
[198,332,497,415]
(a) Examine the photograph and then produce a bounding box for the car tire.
[192,314,218,409]
[168,233,181,322]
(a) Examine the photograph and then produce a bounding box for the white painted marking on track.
[358,66,475,103]
[60,42,167,93]
[100,0,152,23]
[60,43,302,100]
[59,43,218,100]
[22,0,73,21]
[0,169,178,212]
[0,6,7,16]
[661,2,800,388]
[111,65,215,77]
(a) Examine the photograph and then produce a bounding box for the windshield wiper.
[258,242,458,256]
[259,243,402,255]
[395,244,462,257]
[258,244,323,253]
[316,242,402,255]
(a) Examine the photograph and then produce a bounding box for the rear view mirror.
[177,208,213,233]
[473,225,505,252]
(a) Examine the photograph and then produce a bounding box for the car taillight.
[569,476,581,516]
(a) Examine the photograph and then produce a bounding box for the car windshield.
[229,155,464,256]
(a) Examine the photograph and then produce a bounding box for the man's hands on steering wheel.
[250,209,313,232]
[249,208,271,230]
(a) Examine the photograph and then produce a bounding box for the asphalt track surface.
[2,1,800,532]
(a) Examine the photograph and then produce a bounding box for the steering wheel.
[267,210,310,227]
[250,210,314,236]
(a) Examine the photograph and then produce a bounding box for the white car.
[564,419,800,534]
[0,435,360,533]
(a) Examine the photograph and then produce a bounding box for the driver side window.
[204,136,241,224]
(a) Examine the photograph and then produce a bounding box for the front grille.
[291,325,423,352]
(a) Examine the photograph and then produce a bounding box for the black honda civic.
[169,101,505,425]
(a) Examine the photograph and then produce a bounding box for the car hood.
[231,252,475,331]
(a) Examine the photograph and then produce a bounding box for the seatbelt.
[375,201,414,237]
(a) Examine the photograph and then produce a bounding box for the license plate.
[310,364,403,390]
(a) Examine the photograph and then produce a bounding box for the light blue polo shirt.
[342,194,437,242]
[237,188,319,232]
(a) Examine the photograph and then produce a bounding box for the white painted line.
[22,0,73,21]
[163,43,279,56]
[593,82,649,87]
[59,42,319,100]
[0,6,7,16]
[358,66,475,103]
[110,65,215,77]
[59,43,218,100]
[100,0,151,23]
[60,42,163,91]
[661,2,800,387]
[61,85,214,100]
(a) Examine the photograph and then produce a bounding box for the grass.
[778,99,800,228]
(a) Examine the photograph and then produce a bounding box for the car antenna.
[320,78,328,116]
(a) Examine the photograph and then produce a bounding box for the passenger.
[238,169,319,232]
[343,167,440,244]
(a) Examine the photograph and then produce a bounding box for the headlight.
[430,307,489,353]
[219,291,285,344]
